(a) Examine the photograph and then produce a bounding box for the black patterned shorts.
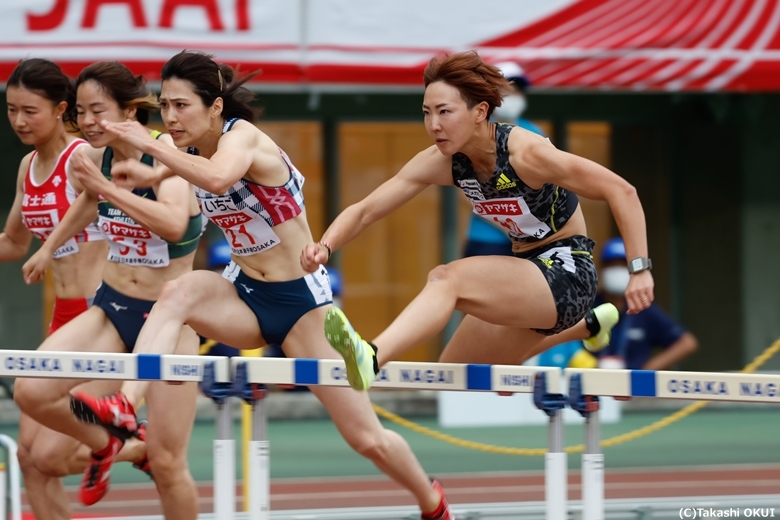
[515,235,598,335]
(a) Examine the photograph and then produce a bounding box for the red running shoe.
[422,478,455,520]
[71,391,137,440]
[132,421,153,479]
[80,435,124,506]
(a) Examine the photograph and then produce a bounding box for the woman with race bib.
[71,50,455,520]
[299,51,653,392]
[1,58,118,520]
[14,61,203,514]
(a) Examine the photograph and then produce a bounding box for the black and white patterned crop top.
[451,122,579,243]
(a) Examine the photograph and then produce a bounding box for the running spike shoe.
[324,307,378,391]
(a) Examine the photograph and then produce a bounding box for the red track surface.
[21,465,780,517]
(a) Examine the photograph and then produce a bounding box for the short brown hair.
[423,51,513,117]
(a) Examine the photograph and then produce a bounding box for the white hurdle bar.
[565,368,780,520]
[0,350,566,520]
[231,357,567,520]
[1,350,232,520]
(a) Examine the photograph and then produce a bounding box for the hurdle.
[566,367,780,520]
[226,356,567,520]
[8,350,778,520]
[0,350,566,520]
[0,350,232,520]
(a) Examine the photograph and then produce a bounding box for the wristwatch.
[628,257,652,274]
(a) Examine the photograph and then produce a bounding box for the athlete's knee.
[17,447,49,486]
[147,446,188,488]
[17,441,35,474]
[14,380,43,414]
[156,279,195,314]
[345,429,391,462]
[427,264,453,283]
[28,443,72,477]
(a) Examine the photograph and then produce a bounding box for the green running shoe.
[324,308,378,390]
[582,302,620,353]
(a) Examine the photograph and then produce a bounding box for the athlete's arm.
[100,119,253,194]
[301,146,450,271]
[110,159,176,189]
[69,143,101,194]
[22,190,99,284]
[74,138,193,242]
[512,131,653,314]
[0,156,34,262]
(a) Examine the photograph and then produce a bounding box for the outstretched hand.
[99,119,154,151]
[22,247,52,285]
[300,242,329,272]
[111,159,158,189]
[70,148,110,195]
[625,270,654,314]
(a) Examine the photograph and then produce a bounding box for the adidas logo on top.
[496,173,517,190]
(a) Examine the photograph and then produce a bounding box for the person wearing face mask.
[595,237,698,370]
[463,61,543,258]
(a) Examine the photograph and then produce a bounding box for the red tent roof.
[3,0,778,91]
[477,0,780,91]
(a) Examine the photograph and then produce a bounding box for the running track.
[21,464,780,517]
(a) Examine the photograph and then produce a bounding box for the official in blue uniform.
[596,237,698,370]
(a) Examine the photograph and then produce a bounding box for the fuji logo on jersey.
[495,173,517,190]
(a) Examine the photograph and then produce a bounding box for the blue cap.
[600,237,626,263]
[496,61,531,89]
[207,239,232,269]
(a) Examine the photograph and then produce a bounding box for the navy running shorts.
[226,263,333,346]
[93,282,155,351]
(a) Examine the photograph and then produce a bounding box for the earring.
[56,116,61,119]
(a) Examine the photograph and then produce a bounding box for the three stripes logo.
[495,173,517,190]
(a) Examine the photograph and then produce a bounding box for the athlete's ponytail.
[162,51,261,123]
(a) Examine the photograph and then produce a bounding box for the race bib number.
[472,197,551,240]
[53,238,79,259]
[204,196,280,256]
[99,217,170,267]
[23,209,80,259]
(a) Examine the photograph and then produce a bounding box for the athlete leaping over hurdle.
[300,51,654,391]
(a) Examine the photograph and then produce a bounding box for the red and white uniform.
[20,139,103,258]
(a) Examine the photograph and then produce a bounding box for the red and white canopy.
[3,0,779,91]
[478,0,780,92]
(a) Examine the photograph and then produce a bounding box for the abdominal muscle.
[511,204,588,255]
[49,240,108,299]
[228,212,314,283]
[100,253,195,301]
